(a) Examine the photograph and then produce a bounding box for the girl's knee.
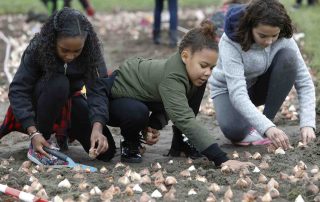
[276,48,297,68]
[220,124,247,142]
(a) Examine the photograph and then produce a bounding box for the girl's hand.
[90,122,108,156]
[31,133,51,158]
[265,127,290,150]
[144,127,160,145]
[221,160,254,171]
[300,127,316,145]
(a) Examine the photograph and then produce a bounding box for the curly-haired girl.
[1,7,115,166]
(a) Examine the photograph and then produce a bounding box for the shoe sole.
[27,152,68,168]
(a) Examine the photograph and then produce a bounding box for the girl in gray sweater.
[209,0,316,150]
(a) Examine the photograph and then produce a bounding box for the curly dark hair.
[26,7,103,81]
[234,0,294,51]
[178,20,219,54]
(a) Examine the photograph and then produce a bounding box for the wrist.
[27,126,37,136]
[29,131,42,140]
[92,122,103,133]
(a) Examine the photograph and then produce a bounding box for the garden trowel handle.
[43,147,69,161]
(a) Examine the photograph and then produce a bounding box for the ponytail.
[178,20,218,54]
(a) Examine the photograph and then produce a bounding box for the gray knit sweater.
[209,33,316,135]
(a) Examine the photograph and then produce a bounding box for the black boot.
[120,140,142,163]
[168,126,203,159]
[169,30,178,48]
[153,30,161,45]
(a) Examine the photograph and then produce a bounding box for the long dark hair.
[234,0,294,51]
[179,20,218,54]
[26,7,103,81]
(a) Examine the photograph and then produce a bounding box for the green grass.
[283,1,320,72]
[0,0,220,14]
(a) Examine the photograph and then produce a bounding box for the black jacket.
[8,43,109,130]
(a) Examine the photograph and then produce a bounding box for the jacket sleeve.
[85,56,109,126]
[8,51,41,130]
[158,74,216,152]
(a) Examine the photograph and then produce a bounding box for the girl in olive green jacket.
[96,20,252,169]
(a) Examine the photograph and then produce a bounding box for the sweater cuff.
[91,115,107,126]
[20,117,36,131]
[201,143,229,166]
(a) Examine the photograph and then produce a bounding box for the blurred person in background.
[27,0,95,23]
[153,0,178,48]
[210,0,250,40]
[293,0,317,9]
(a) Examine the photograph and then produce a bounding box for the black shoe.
[167,126,203,159]
[153,30,161,45]
[169,30,178,48]
[120,140,142,163]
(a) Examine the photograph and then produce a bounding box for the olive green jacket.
[111,52,215,152]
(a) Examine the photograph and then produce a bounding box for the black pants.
[108,82,206,141]
[34,74,116,161]
[213,48,297,142]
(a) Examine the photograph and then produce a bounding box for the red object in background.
[86,6,95,16]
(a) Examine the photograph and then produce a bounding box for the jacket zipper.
[64,63,68,75]
[96,67,100,77]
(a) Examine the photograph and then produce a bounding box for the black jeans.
[34,74,115,161]
[213,48,297,142]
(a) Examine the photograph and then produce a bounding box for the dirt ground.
[0,9,320,202]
